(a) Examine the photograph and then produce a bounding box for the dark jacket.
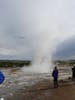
[52,69,58,79]
[72,66,75,78]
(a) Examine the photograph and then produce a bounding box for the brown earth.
[7,79,75,100]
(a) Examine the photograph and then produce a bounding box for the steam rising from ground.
[22,33,55,73]
[20,0,75,73]
[0,0,75,73]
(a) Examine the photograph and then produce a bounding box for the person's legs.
[72,77,75,84]
[54,80,56,88]
[56,79,58,87]
[54,78,58,88]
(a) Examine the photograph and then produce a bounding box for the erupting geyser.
[22,33,55,73]
[1,0,74,74]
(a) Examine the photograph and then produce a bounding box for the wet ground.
[0,68,52,99]
[7,78,75,100]
[0,66,73,100]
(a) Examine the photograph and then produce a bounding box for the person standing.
[52,66,59,88]
[0,70,5,84]
[72,66,75,81]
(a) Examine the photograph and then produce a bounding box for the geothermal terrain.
[0,60,74,100]
[0,67,73,100]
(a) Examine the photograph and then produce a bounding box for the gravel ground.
[6,78,75,100]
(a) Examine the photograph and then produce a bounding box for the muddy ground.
[7,78,75,100]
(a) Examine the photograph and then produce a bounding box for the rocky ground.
[0,67,74,100]
[6,78,75,100]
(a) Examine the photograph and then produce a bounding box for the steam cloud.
[0,0,75,72]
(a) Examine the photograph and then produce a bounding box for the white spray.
[1,0,74,73]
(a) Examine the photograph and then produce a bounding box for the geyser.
[22,33,55,73]
[2,0,74,73]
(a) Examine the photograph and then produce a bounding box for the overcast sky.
[0,0,75,60]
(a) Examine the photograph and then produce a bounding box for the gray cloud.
[0,0,75,60]
[54,36,75,60]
